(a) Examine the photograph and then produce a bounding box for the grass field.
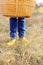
[0,14,43,65]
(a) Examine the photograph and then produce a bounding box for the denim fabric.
[10,17,25,38]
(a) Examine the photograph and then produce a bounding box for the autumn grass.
[0,15,43,65]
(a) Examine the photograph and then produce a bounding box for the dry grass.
[0,15,43,65]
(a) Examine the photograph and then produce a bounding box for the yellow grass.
[35,7,43,13]
[38,7,43,13]
[0,15,43,65]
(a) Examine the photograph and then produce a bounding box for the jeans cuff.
[10,32,16,39]
[18,33,26,38]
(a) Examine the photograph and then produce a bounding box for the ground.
[0,14,43,65]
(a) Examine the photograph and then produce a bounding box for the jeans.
[10,17,26,38]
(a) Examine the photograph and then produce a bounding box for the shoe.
[18,37,29,48]
[19,37,28,43]
[6,39,16,46]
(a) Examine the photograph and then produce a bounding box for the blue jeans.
[10,17,26,38]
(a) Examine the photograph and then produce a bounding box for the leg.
[6,17,17,46]
[18,17,26,38]
[10,17,17,39]
[18,18,28,43]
